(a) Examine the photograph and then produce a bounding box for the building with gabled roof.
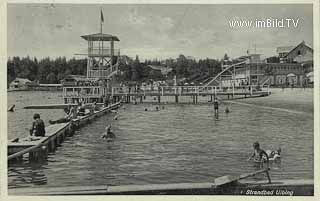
[9,78,31,91]
[277,41,313,63]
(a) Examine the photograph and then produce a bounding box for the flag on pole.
[101,10,104,23]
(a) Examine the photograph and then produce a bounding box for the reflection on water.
[7,89,313,188]
[8,161,48,188]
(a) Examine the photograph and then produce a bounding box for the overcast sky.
[7,4,313,60]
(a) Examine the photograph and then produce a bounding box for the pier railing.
[87,65,118,78]
[88,48,120,57]
[111,85,270,97]
[63,86,105,98]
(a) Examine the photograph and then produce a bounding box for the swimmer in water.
[145,108,148,111]
[225,106,230,114]
[247,141,269,163]
[213,98,219,119]
[114,115,118,120]
[266,148,281,161]
[101,125,116,139]
[156,106,159,111]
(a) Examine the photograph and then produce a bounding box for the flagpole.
[100,7,103,33]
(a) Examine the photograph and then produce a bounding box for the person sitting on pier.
[30,113,46,137]
[92,101,100,111]
[247,141,269,163]
[101,125,116,140]
[49,106,75,124]
[77,101,86,116]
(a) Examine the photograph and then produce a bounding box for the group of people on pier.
[29,100,103,137]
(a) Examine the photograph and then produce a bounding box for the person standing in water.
[225,106,230,114]
[247,141,269,164]
[101,125,116,140]
[213,97,219,119]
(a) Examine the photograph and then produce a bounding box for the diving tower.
[79,33,120,78]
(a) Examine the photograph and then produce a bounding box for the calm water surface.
[7,89,314,189]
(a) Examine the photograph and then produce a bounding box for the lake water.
[7,89,314,189]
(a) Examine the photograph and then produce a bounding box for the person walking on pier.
[30,113,46,137]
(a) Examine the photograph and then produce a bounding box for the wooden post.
[140,96,143,103]
[175,95,179,103]
[158,96,161,103]
[195,95,198,104]
[29,152,34,161]
[232,83,235,97]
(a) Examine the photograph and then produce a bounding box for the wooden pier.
[8,102,121,164]
[109,85,271,104]
[8,168,313,195]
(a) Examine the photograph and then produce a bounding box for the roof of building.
[81,33,120,41]
[10,78,31,85]
[276,46,295,54]
[39,84,63,87]
[148,65,173,75]
[284,41,313,57]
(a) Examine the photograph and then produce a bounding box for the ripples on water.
[7,89,313,189]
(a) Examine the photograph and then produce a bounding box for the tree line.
[7,54,223,86]
[7,56,87,85]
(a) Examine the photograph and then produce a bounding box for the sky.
[7,4,313,60]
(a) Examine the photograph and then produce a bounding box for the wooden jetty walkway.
[8,102,121,163]
[108,85,271,103]
[9,168,313,195]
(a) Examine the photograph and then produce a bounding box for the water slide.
[201,60,247,88]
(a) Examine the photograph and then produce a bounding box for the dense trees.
[145,55,222,79]
[7,56,87,86]
[7,54,222,86]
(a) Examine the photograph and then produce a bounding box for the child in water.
[101,125,116,140]
[247,141,269,163]
[225,106,230,114]
[266,148,281,161]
